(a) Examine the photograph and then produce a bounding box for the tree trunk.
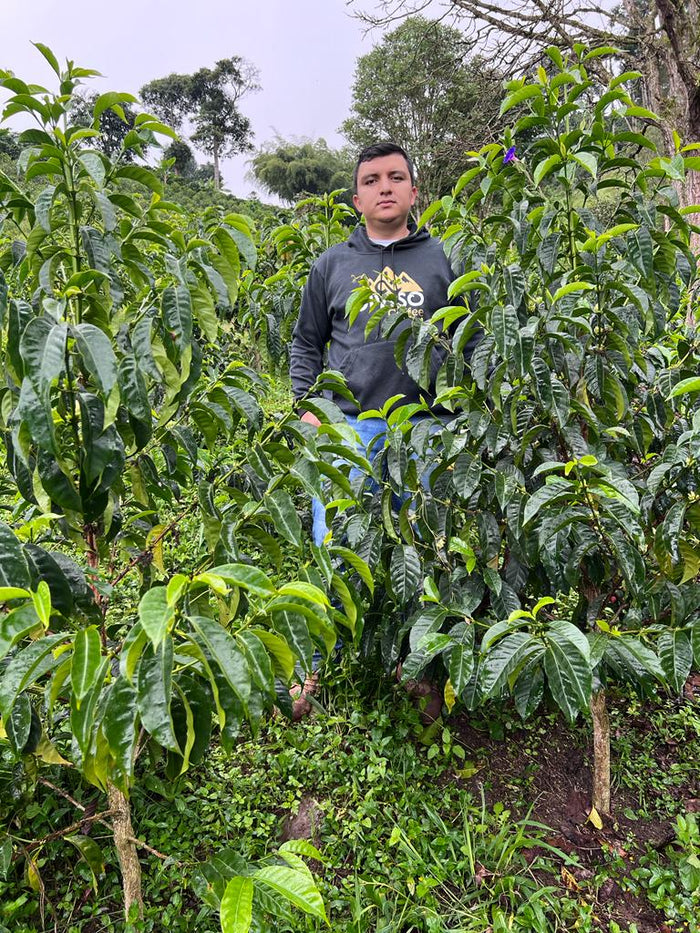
[213,146,221,190]
[85,531,144,919]
[107,783,144,921]
[590,689,611,817]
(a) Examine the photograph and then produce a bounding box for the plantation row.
[1,43,699,931]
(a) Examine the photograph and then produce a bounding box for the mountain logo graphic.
[367,267,422,297]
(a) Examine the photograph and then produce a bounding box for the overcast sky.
[2,0,401,198]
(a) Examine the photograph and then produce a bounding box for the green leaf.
[523,477,572,525]
[552,282,594,303]
[138,586,173,649]
[658,629,693,694]
[452,451,482,499]
[114,162,162,194]
[73,323,118,395]
[189,615,251,705]
[191,285,219,343]
[449,644,475,695]
[390,545,421,604]
[0,604,41,661]
[250,629,295,681]
[32,42,61,75]
[220,876,253,933]
[534,154,562,186]
[0,633,67,719]
[480,632,543,697]
[29,581,51,628]
[65,835,105,893]
[328,546,374,594]
[136,638,179,751]
[265,489,303,548]
[103,676,138,787]
[254,865,328,923]
[70,656,108,756]
[162,285,192,351]
[0,836,12,880]
[272,610,314,670]
[543,621,591,722]
[71,626,103,704]
[0,523,32,589]
[20,318,67,397]
[500,84,543,116]
[492,303,519,358]
[209,564,276,597]
[6,692,32,753]
[669,376,700,398]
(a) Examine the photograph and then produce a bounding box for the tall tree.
[352,0,700,207]
[250,137,352,202]
[69,92,140,161]
[341,16,503,210]
[141,57,259,189]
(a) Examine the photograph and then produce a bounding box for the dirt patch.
[446,686,699,932]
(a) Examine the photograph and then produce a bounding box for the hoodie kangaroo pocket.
[341,341,423,411]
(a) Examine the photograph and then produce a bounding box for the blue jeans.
[311,414,445,546]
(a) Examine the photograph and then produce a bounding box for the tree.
[250,137,352,203]
[341,16,503,210]
[70,91,140,161]
[352,0,700,207]
[141,57,259,189]
[163,139,198,177]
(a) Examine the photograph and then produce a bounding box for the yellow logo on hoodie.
[364,267,425,309]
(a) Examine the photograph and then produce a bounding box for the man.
[291,141,473,442]
[288,142,478,720]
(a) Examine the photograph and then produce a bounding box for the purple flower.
[502,146,517,165]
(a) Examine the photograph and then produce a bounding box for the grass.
[1,657,699,932]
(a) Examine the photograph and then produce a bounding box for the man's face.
[353,154,417,235]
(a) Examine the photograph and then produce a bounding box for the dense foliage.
[0,40,698,933]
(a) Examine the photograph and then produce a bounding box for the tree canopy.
[351,0,700,208]
[250,138,352,203]
[341,15,503,209]
[141,57,259,189]
[69,92,140,161]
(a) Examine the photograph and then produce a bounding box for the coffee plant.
[316,46,700,816]
[0,46,345,922]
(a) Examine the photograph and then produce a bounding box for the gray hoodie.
[290,223,477,415]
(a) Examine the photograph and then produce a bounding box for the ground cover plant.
[0,41,699,933]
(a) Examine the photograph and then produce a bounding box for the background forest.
[1,6,700,933]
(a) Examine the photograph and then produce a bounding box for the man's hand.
[300,410,322,428]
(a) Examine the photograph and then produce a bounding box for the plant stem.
[107,783,144,921]
[590,688,611,816]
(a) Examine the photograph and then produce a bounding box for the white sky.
[1,0,403,198]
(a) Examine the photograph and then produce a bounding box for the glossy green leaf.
[0,523,32,589]
[390,545,421,604]
[71,626,102,704]
[19,318,67,396]
[66,834,105,894]
[73,323,118,396]
[254,865,328,923]
[658,629,693,694]
[136,638,179,751]
[189,615,251,704]
[209,564,276,597]
[543,621,591,722]
[265,489,303,548]
[220,876,253,933]
[138,586,173,649]
[103,676,138,786]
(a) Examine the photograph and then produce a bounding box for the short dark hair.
[353,142,416,192]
